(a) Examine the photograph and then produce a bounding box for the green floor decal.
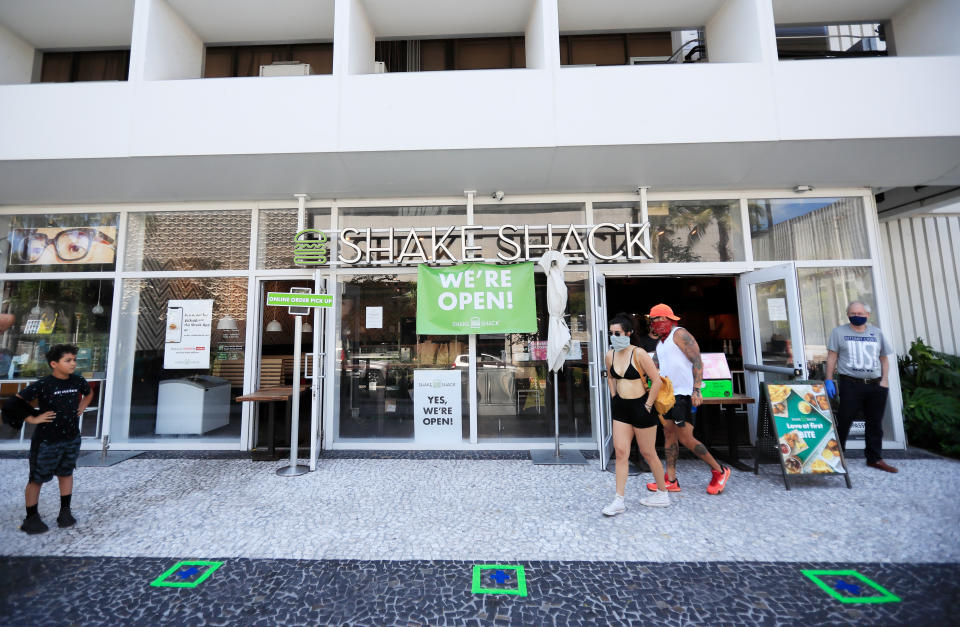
[150,560,224,588]
[472,564,527,596]
[801,569,901,604]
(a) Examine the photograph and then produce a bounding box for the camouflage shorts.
[29,436,81,483]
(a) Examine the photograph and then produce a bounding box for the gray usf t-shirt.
[827,324,892,379]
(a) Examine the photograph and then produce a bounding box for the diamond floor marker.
[150,561,224,588]
[801,569,900,604]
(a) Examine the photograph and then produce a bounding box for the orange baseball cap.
[648,304,680,320]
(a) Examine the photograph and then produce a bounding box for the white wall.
[129,0,203,81]
[881,213,960,356]
[705,0,776,63]
[0,21,35,84]
[892,0,960,56]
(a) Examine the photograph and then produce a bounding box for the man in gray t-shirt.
[825,301,897,473]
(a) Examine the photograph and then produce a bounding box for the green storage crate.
[701,378,733,398]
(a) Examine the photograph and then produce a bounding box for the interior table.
[236,384,309,460]
[698,394,755,472]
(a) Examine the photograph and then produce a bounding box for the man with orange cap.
[645,304,731,495]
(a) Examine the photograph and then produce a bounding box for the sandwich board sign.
[763,381,851,489]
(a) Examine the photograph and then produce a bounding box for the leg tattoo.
[693,443,708,457]
[666,442,679,477]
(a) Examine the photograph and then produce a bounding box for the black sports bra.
[610,347,643,380]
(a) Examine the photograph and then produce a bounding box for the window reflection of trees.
[651,202,738,263]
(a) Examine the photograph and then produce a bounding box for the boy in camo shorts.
[18,344,93,534]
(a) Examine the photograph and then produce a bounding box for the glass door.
[589,267,613,469]
[739,264,807,415]
[255,278,314,452]
[309,272,326,470]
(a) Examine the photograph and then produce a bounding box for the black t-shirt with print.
[19,374,91,442]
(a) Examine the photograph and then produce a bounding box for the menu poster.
[765,382,846,476]
[163,299,213,369]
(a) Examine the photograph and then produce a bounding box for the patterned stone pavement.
[1,557,954,626]
[1,452,958,624]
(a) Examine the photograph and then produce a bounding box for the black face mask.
[848,315,868,326]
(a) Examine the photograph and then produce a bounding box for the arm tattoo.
[676,329,704,386]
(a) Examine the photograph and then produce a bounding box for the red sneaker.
[707,466,731,495]
[646,477,681,492]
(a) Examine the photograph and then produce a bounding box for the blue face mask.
[610,335,632,350]
[848,315,868,326]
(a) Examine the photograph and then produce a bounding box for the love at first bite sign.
[765,382,847,476]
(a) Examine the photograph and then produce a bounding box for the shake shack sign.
[293,222,651,266]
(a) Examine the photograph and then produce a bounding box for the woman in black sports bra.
[601,313,670,515]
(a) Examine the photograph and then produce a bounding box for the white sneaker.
[640,489,670,508]
[602,495,626,516]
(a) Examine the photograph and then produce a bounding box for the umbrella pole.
[553,371,560,458]
[530,366,587,465]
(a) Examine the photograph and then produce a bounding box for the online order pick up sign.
[416,262,536,335]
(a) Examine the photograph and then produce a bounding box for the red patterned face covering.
[651,320,674,338]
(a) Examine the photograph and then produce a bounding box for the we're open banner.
[416,263,536,335]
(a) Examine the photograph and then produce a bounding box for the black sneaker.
[57,509,76,528]
[20,514,49,535]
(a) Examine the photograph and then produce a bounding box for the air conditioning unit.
[373,61,387,73]
[629,56,671,65]
[259,61,311,77]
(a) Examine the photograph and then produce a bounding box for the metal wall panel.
[881,214,960,356]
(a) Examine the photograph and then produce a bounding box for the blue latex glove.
[824,379,837,398]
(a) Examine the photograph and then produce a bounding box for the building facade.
[1,0,958,463]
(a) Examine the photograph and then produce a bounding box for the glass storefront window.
[110,277,247,442]
[0,279,113,441]
[257,208,331,269]
[648,200,745,263]
[0,212,119,273]
[473,203,586,261]
[257,208,298,270]
[591,201,642,262]
[0,279,113,380]
[749,197,870,261]
[476,272,592,441]
[336,274,468,441]
[798,266,877,379]
[124,210,252,271]
[337,206,466,265]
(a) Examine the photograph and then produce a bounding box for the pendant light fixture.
[91,280,105,315]
[31,282,42,315]
[302,321,313,333]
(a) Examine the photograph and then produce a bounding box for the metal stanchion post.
[277,315,309,476]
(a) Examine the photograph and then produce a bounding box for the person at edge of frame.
[645,303,732,495]
[601,312,671,516]
[824,301,898,473]
[17,344,94,534]
[636,315,661,353]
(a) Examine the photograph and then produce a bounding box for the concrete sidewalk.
[3,455,958,563]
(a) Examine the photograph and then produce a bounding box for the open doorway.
[604,276,741,362]
[602,275,748,449]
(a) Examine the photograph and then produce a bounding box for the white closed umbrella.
[531,251,586,465]
[540,251,571,373]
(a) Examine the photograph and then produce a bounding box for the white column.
[0,21,35,84]
[705,0,778,64]
[129,0,204,81]
[525,0,560,70]
[334,0,375,75]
